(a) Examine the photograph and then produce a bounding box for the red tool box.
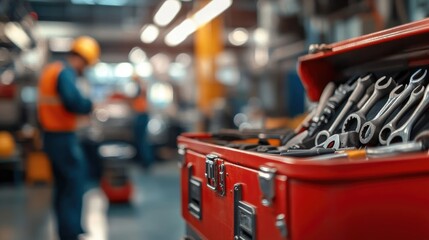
[178,18,429,240]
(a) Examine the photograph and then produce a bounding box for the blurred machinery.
[99,142,136,203]
[0,0,47,185]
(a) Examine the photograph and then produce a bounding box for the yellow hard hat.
[0,131,15,158]
[71,36,100,66]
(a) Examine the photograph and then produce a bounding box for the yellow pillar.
[194,0,225,130]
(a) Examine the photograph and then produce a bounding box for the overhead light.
[94,62,113,78]
[49,37,73,52]
[191,0,232,26]
[135,61,153,78]
[154,0,182,27]
[114,62,133,78]
[164,0,232,46]
[150,53,170,74]
[4,22,31,50]
[97,0,127,6]
[140,24,159,44]
[71,0,128,6]
[165,19,196,46]
[228,28,249,46]
[128,47,147,64]
[253,28,269,45]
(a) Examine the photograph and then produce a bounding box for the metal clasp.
[177,144,186,167]
[258,166,277,206]
[205,154,225,196]
[308,43,332,54]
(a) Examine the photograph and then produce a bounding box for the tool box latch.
[205,154,225,196]
[258,166,277,207]
[177,144,186,167]
[234,184,256,240]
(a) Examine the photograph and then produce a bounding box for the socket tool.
[342,76,396,133]
[360,69,427,145]
[379,85,425,145]
[387,82,429,144]
[315,74,375,146]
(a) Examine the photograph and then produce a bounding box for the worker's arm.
[57,68,93,114]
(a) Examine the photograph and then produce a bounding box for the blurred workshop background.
[0,0,429,240]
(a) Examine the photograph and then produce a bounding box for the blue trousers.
[134,113,154,167]
[43,132,87,240]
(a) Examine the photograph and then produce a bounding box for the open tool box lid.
[178,19,429,181]
[299,18,429,101]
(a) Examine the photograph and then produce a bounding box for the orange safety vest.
[37,62,77,132]
[132,87,148,113]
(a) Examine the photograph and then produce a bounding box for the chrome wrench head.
[379,85,425,145]
[315,74,375,146]
[359,69,427,145]
[387,83,429,145]
[323,132,360,149]
[359,84,406,145]
[342,76,396,133]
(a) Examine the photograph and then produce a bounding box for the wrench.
[342,76,396,133]
[315,74,375,146]
[307,80,357,137]
[323,131,360,149]
[283,82,342,149]
[379,85,425,145]
[311,82,336,124]
[360,69,427,145]
[356,84,375,110]
[387,83,429,144]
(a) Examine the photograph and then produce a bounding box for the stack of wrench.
[282,68,429,152]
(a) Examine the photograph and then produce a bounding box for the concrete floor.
[0,161,184,240]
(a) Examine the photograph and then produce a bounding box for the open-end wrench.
[379,85,425,145]
[356,84,375,110]
[315,74,375,146]
[360,69,427,145]
[387,83,429,144]
[342,76,396,133]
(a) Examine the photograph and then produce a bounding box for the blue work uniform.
[40,61,92,240]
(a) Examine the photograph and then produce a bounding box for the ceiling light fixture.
[164,0,232,46]
[165,19,196,46]
[4,22,31,50]
[140,24,159,44]
[228,28,249,46]
[154,0,182,27]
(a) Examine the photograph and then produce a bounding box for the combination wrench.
[323,78,392,150]
[342,76,396,133]
[378,85,425,145]
[359,69,427,145]
[387,82,429,144]
[315,74,375,146]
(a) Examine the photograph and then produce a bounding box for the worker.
[37,36,100,240]
[132,75,154,168]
